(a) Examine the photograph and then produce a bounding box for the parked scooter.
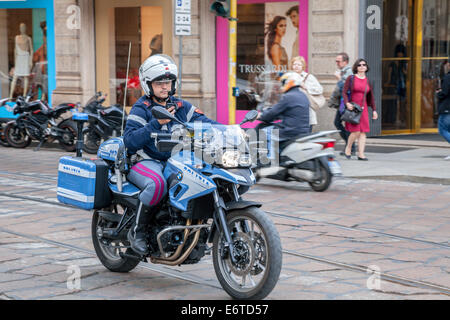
[82,92,128,154]
[1,95,78,151]
[252,122,342,192]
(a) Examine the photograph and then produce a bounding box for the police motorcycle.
[0,94,77,151]
[57,107,282,300]
[81,92,128,154]
[253,122,342,192]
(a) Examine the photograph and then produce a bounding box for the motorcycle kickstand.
[34,139,46,152]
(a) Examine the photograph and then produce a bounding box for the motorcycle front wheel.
[0,122,10,147]
[83,127,102,154]
[212,207,282,300]
[4,122,31,148]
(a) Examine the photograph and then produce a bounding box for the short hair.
[291,56,307,71]
[337,52,349,63]
[352,58,370,74]
[286,5,299,16]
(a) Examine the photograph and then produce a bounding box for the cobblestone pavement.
[0,146,449,300]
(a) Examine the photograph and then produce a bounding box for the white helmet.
[279,72,302,93]
[139,54,178,98]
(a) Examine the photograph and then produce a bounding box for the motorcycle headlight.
[221,150,240,168]
[221,150,252,168]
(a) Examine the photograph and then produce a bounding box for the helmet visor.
[153,79,173,87]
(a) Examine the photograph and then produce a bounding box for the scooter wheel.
[308,163,332,192]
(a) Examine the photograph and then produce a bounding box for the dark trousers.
[334,109,355,153]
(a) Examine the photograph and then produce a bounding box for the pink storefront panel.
[216,0,308,127]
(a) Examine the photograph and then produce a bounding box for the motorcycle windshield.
[185,124,251,168]
[189,124,245,150]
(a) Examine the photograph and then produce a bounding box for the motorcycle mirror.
[240,110,259,125]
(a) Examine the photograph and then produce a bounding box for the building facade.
[0,0,448,136]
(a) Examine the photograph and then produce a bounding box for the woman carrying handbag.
[342,58,378,161]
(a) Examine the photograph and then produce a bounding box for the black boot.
[128,202,151,256]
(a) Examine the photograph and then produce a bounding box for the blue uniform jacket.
[259,87,310,140]
[124,95,218,161]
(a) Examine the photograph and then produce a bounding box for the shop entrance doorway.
[381,0,449,134]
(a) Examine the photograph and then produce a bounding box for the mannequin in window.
[10,23,33,98]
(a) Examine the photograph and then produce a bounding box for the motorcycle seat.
[53,103,76,114]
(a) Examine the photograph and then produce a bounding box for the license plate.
[328,160,342,175]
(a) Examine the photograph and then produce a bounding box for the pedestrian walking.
[437,58,450,160]
[291,56,324,133]
[327,53,355,155]
[342,58,378,161]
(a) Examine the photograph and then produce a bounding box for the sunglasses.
[358,63,367,67]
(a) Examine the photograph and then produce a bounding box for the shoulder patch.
[143,100,150,107]
[194,108,204,115]
[176,101,183,108]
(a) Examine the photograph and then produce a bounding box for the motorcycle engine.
[148,209,208,264]
[25,123,44,140]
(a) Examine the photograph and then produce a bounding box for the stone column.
[79,0,96,105]
[173,1,206,115]
[51,0,83,106]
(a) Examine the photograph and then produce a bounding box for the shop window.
[236,2,301,110]
[113,6,163,108]
[0,9,48,101]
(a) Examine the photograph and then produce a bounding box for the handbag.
[303,73,326,111]
[341,103,363,124]
[340,77,368,125]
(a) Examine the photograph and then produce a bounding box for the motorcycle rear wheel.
[212,207,282,300]
[58,120,78,152]
[83,127,102,154]
[308,162,332,192]
[4,123,31,148]
[91,208,140,273]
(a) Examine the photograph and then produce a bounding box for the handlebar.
[150,133,174,140]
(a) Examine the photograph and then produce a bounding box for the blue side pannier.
[57,156,112,210]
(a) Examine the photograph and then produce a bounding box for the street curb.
[345,175,450,185]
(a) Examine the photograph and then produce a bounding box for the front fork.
[212,189,237,263]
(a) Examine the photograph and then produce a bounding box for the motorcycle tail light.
[317,141,335,149]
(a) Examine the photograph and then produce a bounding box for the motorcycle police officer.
[124,54,217,255]
[258,72,310,152]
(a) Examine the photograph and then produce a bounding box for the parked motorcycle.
[1,95,78,151]
[253,123,342,192]
[0,120,9,147]
[82,92,127,154]
[0,99,18,147]
[57,108,282,300]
